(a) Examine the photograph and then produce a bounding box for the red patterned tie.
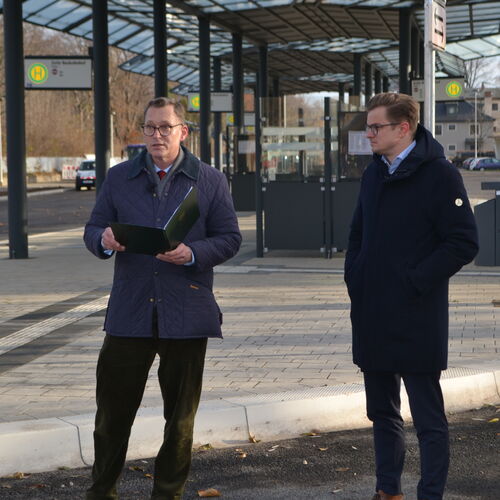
[157,170,166,180]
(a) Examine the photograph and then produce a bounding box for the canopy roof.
[2,0,499,94]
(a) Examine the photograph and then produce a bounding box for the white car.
[75,160,96,190]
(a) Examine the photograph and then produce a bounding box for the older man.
[84,97,241,500]
[345,93,478,500]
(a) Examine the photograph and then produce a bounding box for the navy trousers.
[363,371,449,500]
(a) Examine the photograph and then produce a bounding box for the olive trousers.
[86,333,207,500]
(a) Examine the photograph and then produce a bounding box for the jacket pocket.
[183,282,222,337]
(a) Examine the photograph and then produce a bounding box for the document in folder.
[110,186,200,255]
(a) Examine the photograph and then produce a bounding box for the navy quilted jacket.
[84,147,241,339]
[345,125,478,371]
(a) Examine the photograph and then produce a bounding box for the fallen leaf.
[351,446,358,450]
[268,445,279,452]
[318,447,329,451]
[198,488,221,497]
[332,489,343,494]
[303,460,308,465]
[58,466,70,471]
[29,484,47,489]
[11,472,29,480]
[335,467,350,472]
[197,443,213,451]
[237,452,247,458]
[144,473,153,479]
[1,484,12,489]
[128,466,144,472]
[249,435,260,443]
[301,432,319,437]
[488,418,499,423]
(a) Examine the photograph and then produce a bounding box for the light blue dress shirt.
[382,140,416,175]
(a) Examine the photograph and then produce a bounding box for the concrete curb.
[1,368,499,477]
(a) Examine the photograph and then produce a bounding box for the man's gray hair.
[144,97,186,123]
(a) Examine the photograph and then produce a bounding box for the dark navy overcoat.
[84,147,241,339]
[344,125,478,372]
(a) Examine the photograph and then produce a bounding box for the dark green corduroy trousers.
[86,333,207,500]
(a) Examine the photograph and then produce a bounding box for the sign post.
[424,0,446,134]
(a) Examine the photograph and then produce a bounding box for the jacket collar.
[127,145,200,181]
[374,124,429,182]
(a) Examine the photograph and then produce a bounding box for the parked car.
[470,157,500,171]
[75,160,96,190]
[461,157,475,170]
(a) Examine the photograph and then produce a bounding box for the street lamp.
[0,97,3,187]
[474,89,478,159]
[110,110,116,161]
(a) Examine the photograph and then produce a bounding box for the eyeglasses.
[365,122,401,136]
[142,123,183,137]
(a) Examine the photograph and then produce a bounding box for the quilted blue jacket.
[84,147,241,339]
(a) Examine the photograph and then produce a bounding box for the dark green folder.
[110,186,200,255]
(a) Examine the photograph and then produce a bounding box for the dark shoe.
[371,491,404,500]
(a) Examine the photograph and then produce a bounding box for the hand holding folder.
[110,186,200,255]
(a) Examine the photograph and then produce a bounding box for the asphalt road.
[0,187,97,237]
[0,405,498,499]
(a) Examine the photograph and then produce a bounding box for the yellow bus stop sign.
[445,80,463,98]
[188,93,200,112]
[27,63,49,85]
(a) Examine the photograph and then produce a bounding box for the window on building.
[470,124,479,135]
[448,124,456,131]
[447,103,458,114]
[448,144,456,152]
[435,124,442,135]
[493,103,498,111]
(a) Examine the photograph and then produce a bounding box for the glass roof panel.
[47,8,92,29]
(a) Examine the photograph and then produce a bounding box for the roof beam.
[167,0,270,45]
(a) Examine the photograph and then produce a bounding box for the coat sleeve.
[408,164,478,294]
[189,176,242,272]
[83,175,117,260]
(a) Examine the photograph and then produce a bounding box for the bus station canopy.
[1,0,499,93]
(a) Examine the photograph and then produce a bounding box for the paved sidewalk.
[0,213,499,476]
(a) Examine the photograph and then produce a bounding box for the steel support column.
[411,25,420,80]
[213,57,222,171]
[272,78,280,97]
[374,69,382,95]
[255,43,268,258]
[364,61,373,100]
[232,33,243,135]
[324,97,333,258]
[4,0,28,258]
[198,16,211,164]
[399,8,412,94]
[153,0,167,97]
[92,0,110,194]
[383,76,389,93]
[353,54,362,99]
[338,83,345,105]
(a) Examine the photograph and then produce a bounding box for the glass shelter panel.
[261,96,327,182]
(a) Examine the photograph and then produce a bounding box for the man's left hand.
[156,242,193,265]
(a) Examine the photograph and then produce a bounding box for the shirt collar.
[382,140,416,174]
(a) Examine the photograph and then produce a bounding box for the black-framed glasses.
[365,122,401,136]
[141,123,183,137]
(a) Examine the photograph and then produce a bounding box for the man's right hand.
[101,227,125,252]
